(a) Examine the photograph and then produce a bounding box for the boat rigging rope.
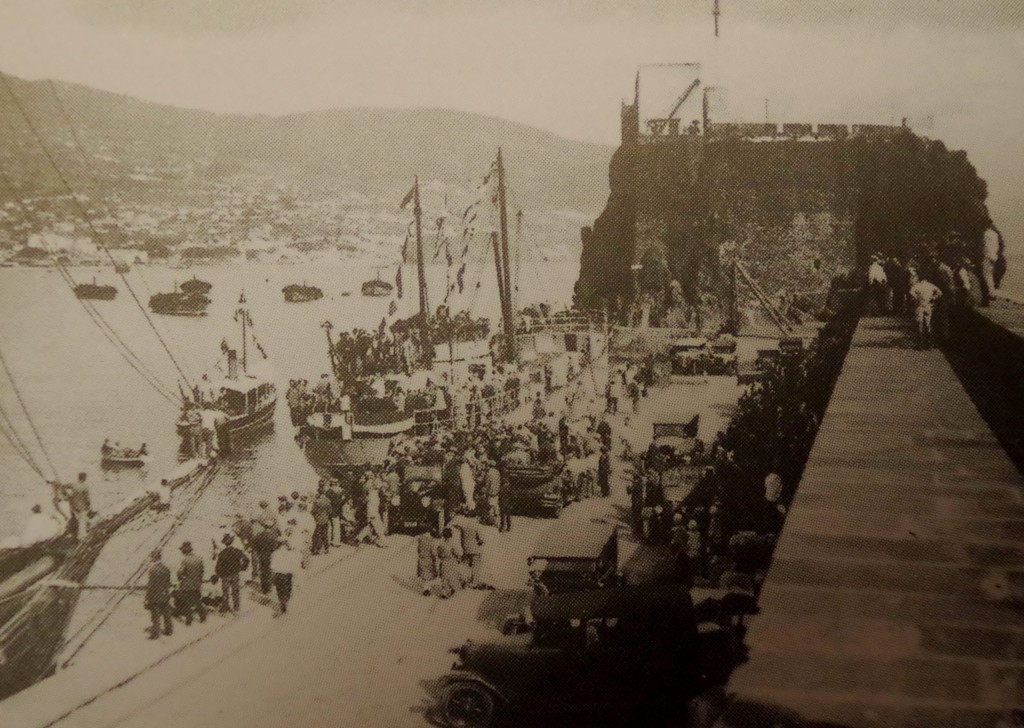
[0,71,196,393]
[0,401,47,480]
[0,171,179,405]
[59,461,221,668]
[39,77,199,386]
[0,344,60,481]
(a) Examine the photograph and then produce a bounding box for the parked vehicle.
[645,418,699,473]
[501,461,565,516]
[386,464,445,535]
[527,521,617,596]
[439,584,738,728]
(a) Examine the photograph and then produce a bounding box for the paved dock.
[719,317,1024,728]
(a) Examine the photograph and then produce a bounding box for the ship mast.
[238,292,248,374]
[495,149,516,362]
[413,176,430,322]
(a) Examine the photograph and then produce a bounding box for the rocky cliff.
[575,129,991,330]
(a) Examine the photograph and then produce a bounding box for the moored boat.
[282,282,324,303]
[73,279,117,300]
[149,288,210,316]
[361,273,393,297]
[179,276,212,295]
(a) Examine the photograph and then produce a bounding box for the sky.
[0,0,1022,250]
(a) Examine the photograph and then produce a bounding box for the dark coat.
[145,562,171,607]
[215,546,248,578]
[177,554,205,592]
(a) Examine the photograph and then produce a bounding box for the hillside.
[0,75,612,260]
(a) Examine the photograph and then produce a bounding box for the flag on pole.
[457,263,466,293]
[388,299,398,317]
[395,266,403,298]
[399,184,416,209]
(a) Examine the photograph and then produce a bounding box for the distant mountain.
[0,75,612,215]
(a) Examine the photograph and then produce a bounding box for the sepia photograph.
[0,1,1021,726]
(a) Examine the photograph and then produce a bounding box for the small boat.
[73,279,117,300]
[176,294,277,446]
[282,282,323,303]
[339,291,352,297]
[361,271,393,297]
[179,276,212,295]
[113,262,130,274]
[149,286,210,316]
[100,441,148,468]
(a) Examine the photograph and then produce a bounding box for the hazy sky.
[0,0,1022,248]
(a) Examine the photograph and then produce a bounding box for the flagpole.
[414,176,429,323]
[496,149,516,362]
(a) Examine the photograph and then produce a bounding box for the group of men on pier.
[865,223,1005,349]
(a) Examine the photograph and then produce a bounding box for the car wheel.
[442,682,496,728]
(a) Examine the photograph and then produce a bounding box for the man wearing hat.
[68,472,92,540]
[215,534,248,613]
[176,541,206,626]
[145,550,173,639]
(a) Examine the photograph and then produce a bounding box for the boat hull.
[100,456,147,468]
[226,397,277,435]
[299,434,396,474]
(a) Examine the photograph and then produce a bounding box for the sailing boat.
[293,156,519,473]
[176,294,276,444]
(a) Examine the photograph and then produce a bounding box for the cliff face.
[576,130,991,329]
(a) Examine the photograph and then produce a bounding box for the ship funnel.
[227,349,238,380]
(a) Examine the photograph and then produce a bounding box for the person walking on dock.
[451,507,485,588]
[910,275,942,350]
[270,533,302,614]
[145,550,173,639]
[310,483,332,555]
[497,468,513,533]
[251,519,280,595]
[176,541,207,626]
[597,445,611,497]
[68,472,92,540]
[215,534,248,614]
[416,528,439,596]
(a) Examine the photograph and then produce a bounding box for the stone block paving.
[720,317,1024,728]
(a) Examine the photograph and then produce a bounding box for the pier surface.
[721,317,1024,728]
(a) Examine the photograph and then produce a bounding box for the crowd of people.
[624,310,857,594]
[864,243,995,350]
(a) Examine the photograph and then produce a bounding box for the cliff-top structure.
[575,63,993,332]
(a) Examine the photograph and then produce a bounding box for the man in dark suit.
[176,541,206,626]
[145,550,173,639]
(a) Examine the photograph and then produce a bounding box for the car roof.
[530,521,616,560]
[531,584,695,622]
[404,464,442,481]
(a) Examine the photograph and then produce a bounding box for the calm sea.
[0,259,579,539]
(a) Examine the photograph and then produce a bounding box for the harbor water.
[0,260,580,540]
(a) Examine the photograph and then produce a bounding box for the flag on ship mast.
[399,184,416,209]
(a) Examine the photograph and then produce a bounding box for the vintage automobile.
[386,464,445,535]
[645,417,699,473]
[438,584,738,728]
[527,521,617,596]
[502,460,566,517]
